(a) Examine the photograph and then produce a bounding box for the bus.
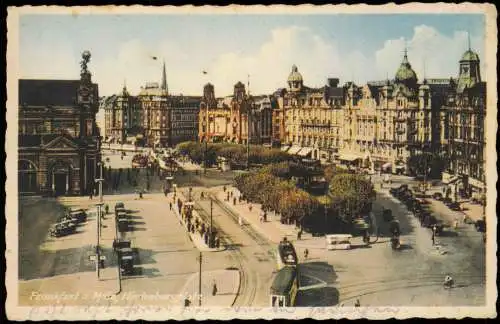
[270,266,299,307]
[276,238,298,270]
[325,234,353,250]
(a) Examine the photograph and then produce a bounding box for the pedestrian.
[227,192,230,201]
[354,299,361,307]
[212,281,218,296]
[454,218,459,229]
[184,297,191,307]
[238,216,243,227]
[304,248,309,260]
[230,191,233,198]
[297,229,302,240]
[431,227,436,246]
[249,204,253,212]
[169,202,173,210]
[223,185,227,192]
[89,192,93,200]
[105,204,109,215]
[233,197,236,206]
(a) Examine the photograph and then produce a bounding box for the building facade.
[18,51,100,196]
[103,85,141,145]
[170,95,201,146]
[276,65,345,161]
[442,46,486,196]
[102,62,201,148]
[198,82,273,145]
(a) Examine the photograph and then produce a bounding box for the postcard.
[6,3,497,320]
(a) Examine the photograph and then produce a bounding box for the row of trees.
[234,169,321,224]
[175,141,293,168]
[234,161,376,230]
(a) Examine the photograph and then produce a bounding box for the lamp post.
[210,198,213,248]
[95,161,104,279]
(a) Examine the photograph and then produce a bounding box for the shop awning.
[382,162,392,170]
[395,165,405,170]
[339,154,361,161]
[287,146,302,155]
[126,136,136,143]
[280,145,290,152]
[443,176,460,184]
[297,147,313,157]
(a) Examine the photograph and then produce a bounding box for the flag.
[152,56,158,60]
[202,71,208,74]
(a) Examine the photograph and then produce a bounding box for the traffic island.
[170,192,225,253]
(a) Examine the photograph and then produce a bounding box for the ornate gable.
[42,135,79,150]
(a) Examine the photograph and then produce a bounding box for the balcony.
[301,121,330,128]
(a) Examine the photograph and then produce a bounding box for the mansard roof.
[19,79,98,107]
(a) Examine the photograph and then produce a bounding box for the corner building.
[18,51,100,196]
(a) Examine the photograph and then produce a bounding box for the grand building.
[198,82,274,145]
[275,65,345,161]
[441,44,486,196]
[277,51,460,173]
[18,51,100,196]
[103,62,201,147]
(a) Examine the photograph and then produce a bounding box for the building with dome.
[274,65,345,161]
[441,43,486,198]
[198,81,274,146]
[337,48,443,173]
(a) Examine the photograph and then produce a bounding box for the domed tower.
[394,48,418,89]
[287,65,303,92]
[456,39,481,93]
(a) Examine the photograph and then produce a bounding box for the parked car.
[475,219,486,233]
[448,202,461,211]
[432,192,443,201]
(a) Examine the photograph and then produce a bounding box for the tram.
[269,266,299,307]
[276,238,298,270]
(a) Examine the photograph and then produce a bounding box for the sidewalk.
[169,192,224,253]
[177,269,240,307]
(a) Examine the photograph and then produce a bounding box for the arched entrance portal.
[18,160,38,193]
[50,161,71,196]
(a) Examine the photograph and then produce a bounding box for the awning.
[105,136,114,143]
[297,147,313,157]
[287,146,302,155]
[382,162,392,170]
[280,145,290,152]
[126,136,136,143]
[443,176,460,185]
[339,154,361,161]
[395,165,405,170]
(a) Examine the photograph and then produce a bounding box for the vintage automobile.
[117,218,129,232]
[475,219,486,233]
[120,254,134,275]
[432,192,443,201]
[69,209,87,223]
[48,220,77,237]
[115,202,125,212]
[114,238,131,249]
[447,202,461,211]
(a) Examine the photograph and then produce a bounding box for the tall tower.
[161,60,168,93]
[456,33,481,93]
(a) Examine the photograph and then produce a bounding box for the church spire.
[161,60,168,93]
[467,30,471,51]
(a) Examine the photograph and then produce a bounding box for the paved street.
[18,151,486,308]
[18,152,241,307]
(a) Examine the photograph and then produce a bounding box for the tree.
[407,152,448,179]
[329,174,375,224]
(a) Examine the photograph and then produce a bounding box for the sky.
[19,13,486,97]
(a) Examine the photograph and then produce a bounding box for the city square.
[7,5,497,320]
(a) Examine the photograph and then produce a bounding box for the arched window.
[18,160,37,193]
